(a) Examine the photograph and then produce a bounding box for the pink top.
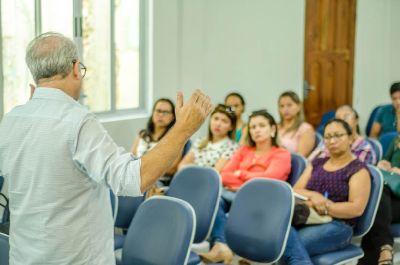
[278,122,313,153]
[221,146,291,189]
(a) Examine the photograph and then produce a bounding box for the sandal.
[378,244,394,265]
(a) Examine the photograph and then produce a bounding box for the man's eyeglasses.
[323,132,347,142]
[72,59,87,79]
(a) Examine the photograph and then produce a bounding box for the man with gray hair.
[0,32,213,264]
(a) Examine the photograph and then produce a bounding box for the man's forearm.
[139,125,189,192]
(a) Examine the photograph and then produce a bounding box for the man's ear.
[72,61,80,80]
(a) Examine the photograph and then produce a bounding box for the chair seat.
[391,223,400,237]
[114,234,125,250]
[311,244,363,264]
[187,251,202,265]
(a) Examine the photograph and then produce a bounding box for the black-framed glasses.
[323,132,347,142]
[72,59,87,79]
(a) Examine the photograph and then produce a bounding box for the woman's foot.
[378,244,394,265]
[199,242,233,264]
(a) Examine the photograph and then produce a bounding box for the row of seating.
[108,162,383,265]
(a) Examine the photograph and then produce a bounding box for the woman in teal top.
[225,92,247,144]
[370,82,400,138]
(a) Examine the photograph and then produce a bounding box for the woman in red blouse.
[200,110,291,263]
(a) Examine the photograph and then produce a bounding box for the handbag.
[292,200,332,227]
[380,169,400,197]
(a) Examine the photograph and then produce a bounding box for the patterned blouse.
[192,137,239,168]
[306,157,368,226]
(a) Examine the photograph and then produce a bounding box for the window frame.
[0,0,152,120]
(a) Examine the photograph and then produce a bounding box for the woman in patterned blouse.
[178,104,239,172]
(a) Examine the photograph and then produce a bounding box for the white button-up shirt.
[0,88,142,265]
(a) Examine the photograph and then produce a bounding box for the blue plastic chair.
[311,165,384,264]
[114,195,144,250]
[288,153,307,186]
[118,196,196,265]
[317,111,335,135]
[0,176,3,192]
[366,104,391,136]
[0,232,9,265]
[166,166,221,265]
[379,132,398,157]
[210,179,294,264]
[365,138,382,164]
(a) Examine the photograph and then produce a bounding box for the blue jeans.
[210,189,236,244]
[281,220,353,265]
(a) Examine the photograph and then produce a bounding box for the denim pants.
[210,189,236,244]
[281,220,353,265]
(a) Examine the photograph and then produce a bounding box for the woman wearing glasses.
[200,110,291,263]
[308,105,377,164]
[278,91,315,157]
[131,98,186,185]
[281,118,371,264]
[178,104,239,172]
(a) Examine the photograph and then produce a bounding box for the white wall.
[353,0,398,131]
[104,0,400,148]
[103,0,306,149]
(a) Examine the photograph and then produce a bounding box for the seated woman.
[200,110,291,263]
[178,104,239,172]
[131,98,184,185]
[278,91,315,156]
[224,92,247,144]
[359,136,400,265]
[370,82,400,138]
[308,105,377,165]
[282,118,371,264]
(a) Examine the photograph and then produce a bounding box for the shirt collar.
[32,87,79,106]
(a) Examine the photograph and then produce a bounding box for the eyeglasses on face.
[72,59,87,79]
[323,132,348,142]
[154,109,173,115]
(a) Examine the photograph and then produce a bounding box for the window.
[0,0,149,117]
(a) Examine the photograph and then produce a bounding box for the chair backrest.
[225,179,294,263]
[314,132,323,150]
[0,176,3,192]
[182,140,192,157]
[0,232,9,265]
[353,165,383,237]
[166,166,221,243]
[122,196,195,265]
[379,132,398,157]
[288,153,307,186]
[115,196,145,229]
[365,104,390,136]
[365,138,382,164]
[317,111,335,134]
[109,190,118,222]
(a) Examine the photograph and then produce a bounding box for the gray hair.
[25,32,79,84]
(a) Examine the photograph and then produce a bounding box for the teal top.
[384,137,400,167]
[375,105,397,136]
[235,127,243,142]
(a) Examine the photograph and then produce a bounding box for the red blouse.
[221,146,291,189]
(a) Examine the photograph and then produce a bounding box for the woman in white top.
[131,98,185,185]
[278,91,315,157]
[179,104,239,172]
